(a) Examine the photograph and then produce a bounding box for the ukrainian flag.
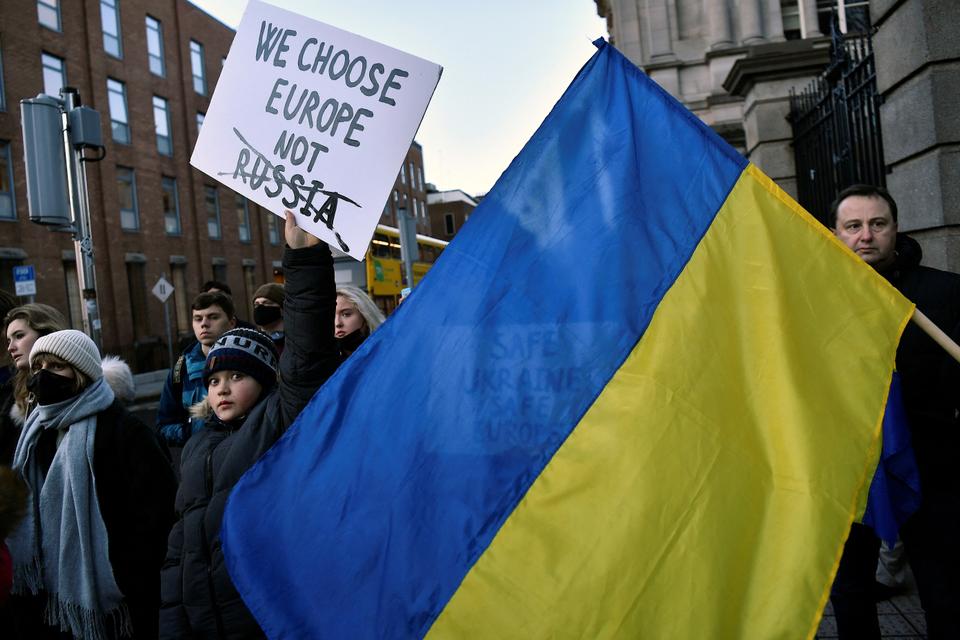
[222,40,914,638]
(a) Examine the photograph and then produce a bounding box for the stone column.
[723,40,831,200]
[645,0,675,59]
[739,0,766,44]
[874,0,960,271]
[705,0,733,50]
[799,0,821,38]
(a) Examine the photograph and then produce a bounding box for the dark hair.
[201,280,232,296]
[191,291,235,318]
[828,184,898,228]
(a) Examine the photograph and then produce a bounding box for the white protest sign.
[190,0,442,260]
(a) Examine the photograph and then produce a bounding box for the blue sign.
[13,265,36,296]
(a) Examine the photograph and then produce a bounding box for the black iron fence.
[788,26,885,224]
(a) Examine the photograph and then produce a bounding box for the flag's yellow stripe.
[426,165,914,639]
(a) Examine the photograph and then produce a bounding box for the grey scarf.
[7,377,131,640]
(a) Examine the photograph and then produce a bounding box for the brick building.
[426,189,477,240]
[0,0,429,370]
[379,140,430,235]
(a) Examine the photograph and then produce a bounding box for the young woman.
[1,305,68,465]
[334,285,385,358]
[7,330,176,640]
[160,212,341,639]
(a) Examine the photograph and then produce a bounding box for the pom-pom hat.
[203,328,279,390]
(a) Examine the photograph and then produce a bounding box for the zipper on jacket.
[199,446,227,639]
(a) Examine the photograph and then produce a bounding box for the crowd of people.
[0,212,386,638]
[0,187,956,639]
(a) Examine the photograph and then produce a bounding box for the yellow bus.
[333,224,448,316]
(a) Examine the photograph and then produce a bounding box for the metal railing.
[789,23,885,224]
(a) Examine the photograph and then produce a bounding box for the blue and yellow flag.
[222,40,914,638]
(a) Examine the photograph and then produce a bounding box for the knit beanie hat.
[253,283,284,307]
[29,329,103,381]
[203,328,279,390]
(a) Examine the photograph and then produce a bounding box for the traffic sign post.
[13,265,37,300]
[152,275,175,368]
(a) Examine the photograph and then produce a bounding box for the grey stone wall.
[872,0,960,272]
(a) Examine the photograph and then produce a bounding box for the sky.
[189,0,608,196]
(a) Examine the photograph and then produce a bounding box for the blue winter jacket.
[156,341,207,446]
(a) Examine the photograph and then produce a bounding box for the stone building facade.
[595,0,958,272]
[427,189,477,241]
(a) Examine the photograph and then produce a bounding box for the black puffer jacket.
[883,234,960,493]
[159,244,340,639]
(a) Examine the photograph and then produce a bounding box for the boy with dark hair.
[156,292,236,446]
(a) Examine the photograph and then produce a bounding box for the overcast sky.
[190,0,608,196]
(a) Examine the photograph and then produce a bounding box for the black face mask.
[27,369,79,406]
[254,305,282,327]
[336,329,367,356]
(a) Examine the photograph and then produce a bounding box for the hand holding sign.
[284,210,321,249]
[191,0,441,260]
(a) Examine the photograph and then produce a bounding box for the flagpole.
[911,308,960,364]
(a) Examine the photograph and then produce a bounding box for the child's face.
[208,370,263,422]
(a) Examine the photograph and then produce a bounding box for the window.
[419,166,425,191]
[400,164,406,185]
[63,260,83,328]
[0,45,6,111]
[171,262,188,334]
[205,186,221,239]
[235,194,250,242]
[196,111,204,133]
[781,1,801,39]
[0,141,15,219]
[410,161,417,190]
[100,0,122,58]
[816,0,870,35]
[212,261,227,284]
[153,96,172,156]
[106,78,130,144]
[145,16,165,76]
[116,166,138,230]
[190,40,206,95]
[41,53,65,97]
[444,213,454,236]
[125,259,148,340]
[393,190,398,204]
[37,0,60,31]
[161,176,180,235]
[267,214,280,245]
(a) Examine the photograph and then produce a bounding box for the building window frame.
[444,212,455,236]
[145,15,165,77]
[205,185,221,239]
[37,0,61,32]
[116,166,139,231]
[106,78,130,144]
[267,214,280,245]
[235,194,251,243]
[190,40,207,95]
[153,95,172,157]
[100,0,123,59]
[0,141,17,220]
[41,52,65,97]
[162,176,181,236]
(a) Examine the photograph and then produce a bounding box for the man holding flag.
[831,184,960,639]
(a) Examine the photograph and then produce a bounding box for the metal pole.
[398,206,416,290]
[61,88,102,348]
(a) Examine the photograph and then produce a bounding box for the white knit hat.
[29,329,103,381]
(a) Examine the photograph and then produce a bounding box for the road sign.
[13,265,36,296]
[152,275,174,303]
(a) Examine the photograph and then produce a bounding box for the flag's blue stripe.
[223,41,748,639]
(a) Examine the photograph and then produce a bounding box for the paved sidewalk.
[817,590,926,638]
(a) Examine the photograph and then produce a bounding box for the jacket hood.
[101,355,135,405]
[892,233,923,272]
